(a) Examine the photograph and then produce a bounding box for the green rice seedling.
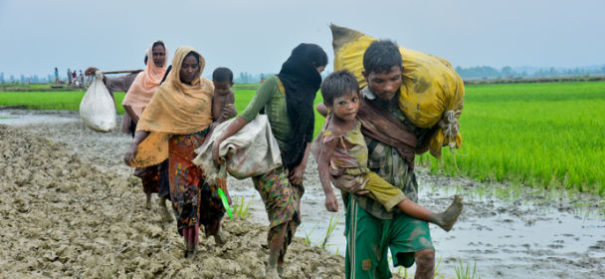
[303,230,313,246]
[392,266,405,279]
[454,258,481,279]
[234,197,251,220]
[394,266,409,279]
[320,216,338,250]
[433,256,446,279]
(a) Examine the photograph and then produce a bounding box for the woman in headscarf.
[124,46,224,258]
[212,43,327,278]
[84,41,170,212]
[122,41,171,211]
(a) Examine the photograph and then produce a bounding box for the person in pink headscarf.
[122,40,171,212]
[122,41,168,126]
[85,41,170,215]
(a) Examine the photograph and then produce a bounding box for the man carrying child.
[317,40,449,279]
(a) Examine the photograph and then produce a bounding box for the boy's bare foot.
[431,195,463,232]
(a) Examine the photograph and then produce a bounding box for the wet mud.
[1,109,604,278]
[0,111,343,279]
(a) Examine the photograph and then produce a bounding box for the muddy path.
[1,109,604,278]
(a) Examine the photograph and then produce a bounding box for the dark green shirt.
[240,76,291,150]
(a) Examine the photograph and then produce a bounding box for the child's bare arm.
[317,136,339,212]
[217,104,237,123]
[316,103,329,117]
[217,91,237,122]
[211,94,223,121]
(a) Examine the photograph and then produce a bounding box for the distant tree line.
[0,73,64,84]
[234,72,275,84]
[455,65,605,80]
[3,65,605,84]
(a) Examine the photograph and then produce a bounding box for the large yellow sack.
[331,24,464,158]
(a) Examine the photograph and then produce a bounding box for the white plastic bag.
[79,71,116,132]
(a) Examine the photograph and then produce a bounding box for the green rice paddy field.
[1,81,604,195]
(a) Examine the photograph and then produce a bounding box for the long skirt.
[136,160,170,199]
[252,166,303,258]
[128,118,170,199]
[168,129,225,236]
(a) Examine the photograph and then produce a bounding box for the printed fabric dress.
[168,129,225,235]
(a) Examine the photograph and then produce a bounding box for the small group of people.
[56,67,86,86]
[88,38,462,279]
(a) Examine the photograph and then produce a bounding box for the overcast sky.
[1,0,604,78]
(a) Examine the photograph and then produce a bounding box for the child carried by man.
[315,70,463,232]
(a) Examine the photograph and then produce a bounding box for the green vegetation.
[418,81,605,196]
[0,83,56,89]
[0,90,126,114]
[234,197,251,220]
[454,259,481,279]
[395,256,446,278]
[320,216,338,250]
[2,81,604,196]
[301,216,339,250]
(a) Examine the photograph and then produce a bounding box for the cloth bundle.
[331,24,464,158]
[193,115,283,185]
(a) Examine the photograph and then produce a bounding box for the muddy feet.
[266,266,280,279]
[158,197,173,221]
[432,195,464,232]
[145,194,152,210]
[213,230,226,246]
[184,241,197,259]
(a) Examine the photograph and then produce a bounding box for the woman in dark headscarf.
[212,43,327,278]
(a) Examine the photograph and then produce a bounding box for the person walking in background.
[72,71,78,86]
[79,70,84,87]
[67,68,72,85]
[121,41,170,211]
[86,41,170,216]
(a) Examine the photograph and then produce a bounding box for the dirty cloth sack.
[79,71,116,132]
[193,115,282,186]
[331,24,464,158]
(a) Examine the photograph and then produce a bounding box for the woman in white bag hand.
[88,41,171,212]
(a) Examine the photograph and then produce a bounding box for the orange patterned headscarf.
[122,40,168,117]
[129,46,214,167]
